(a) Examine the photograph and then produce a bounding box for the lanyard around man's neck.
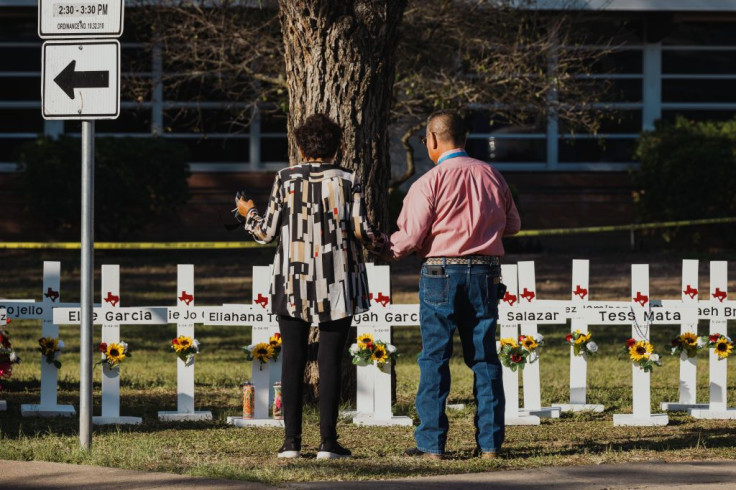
[437,150,468,165]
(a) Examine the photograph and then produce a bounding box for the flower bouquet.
[349,332,397,369]
[625,338,661,372]
[669,332,702,359]
[243,333,282,369]
[0,329,21,390]
[171,335,200,365]
[498,337,529,371]
[702,333,733,360]
[38,336,63,369]
[97,341,130,369]
[519,333,544,362]
[566,330,598,358]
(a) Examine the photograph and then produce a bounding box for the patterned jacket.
[244,162,388,324]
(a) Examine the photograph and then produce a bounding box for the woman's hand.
[237,198,255,217]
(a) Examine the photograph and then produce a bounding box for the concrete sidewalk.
[2,459,736,489]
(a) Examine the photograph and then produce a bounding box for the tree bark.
[278,0,407,403]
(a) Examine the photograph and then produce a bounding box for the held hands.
[236,197,255,218]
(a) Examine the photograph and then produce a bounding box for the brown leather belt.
[424,255,500,266]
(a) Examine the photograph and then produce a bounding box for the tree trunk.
[278,0,407,403]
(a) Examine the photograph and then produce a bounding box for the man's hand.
[236,198,255,217]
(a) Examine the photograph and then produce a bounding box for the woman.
[237,114,388,459]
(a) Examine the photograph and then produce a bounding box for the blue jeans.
[415,261,505,454]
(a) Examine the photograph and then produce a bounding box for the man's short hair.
[294,114,342,159]
[427,110,467,146]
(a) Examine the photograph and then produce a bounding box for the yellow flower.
[680,332,698,346]
[38,337,59,356]
[521,336,538,351]
[252,342,274,363]
[173,336,193,353]
[629,340,653,362]
[371,344,388,363]
[500,337,518,348]
[357,333,374,349]
[269,333,282,348]
[106,343,127,367]
[715,338,733,359]
[575,333,591,345]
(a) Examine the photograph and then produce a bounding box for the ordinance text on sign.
[39,0,124,38]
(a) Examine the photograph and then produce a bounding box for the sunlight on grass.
[1,250,736,483]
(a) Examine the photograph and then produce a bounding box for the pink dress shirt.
[390,148,521,260]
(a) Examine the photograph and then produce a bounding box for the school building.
[1,1,735,242]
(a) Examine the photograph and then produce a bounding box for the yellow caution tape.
[514,216,736,237]
[2,217,734,250]
[0,241,274,250]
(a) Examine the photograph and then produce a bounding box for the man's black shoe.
[403,447,443,460]
[316,439,352,459]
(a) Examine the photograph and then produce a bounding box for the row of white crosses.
[660,260,736,419]
[0,261,77,417]
[7,259,735,428]
[55,265,281,425]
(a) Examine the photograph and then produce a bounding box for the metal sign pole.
[79,120,95,449]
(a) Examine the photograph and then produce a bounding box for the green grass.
[1,250,736,483]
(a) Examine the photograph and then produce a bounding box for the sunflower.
[676,332,695,347]
[106,343,127,367]
[38,337,59,356]
[269,333,282,348]
[371,344,388,363]
[357,333,374,349]
[575,333,591,345]
[715,338,733,359]
[252,342,274,364]
[629,340,653,362]
[173,336,193,353]
[520,335,538,351]
[500,337,518,348]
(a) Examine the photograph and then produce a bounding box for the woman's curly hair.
[294,114,342,160]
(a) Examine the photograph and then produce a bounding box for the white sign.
[54,306,169,325]
[39,0,124,38]
[42,40,120,120]
[584,306,698,325]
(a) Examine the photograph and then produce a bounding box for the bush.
[16,136,190,240]
[632,117,736,243]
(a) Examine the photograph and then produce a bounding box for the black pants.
[278,314,351,441]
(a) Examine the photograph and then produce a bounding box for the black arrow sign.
[54,60,109,100]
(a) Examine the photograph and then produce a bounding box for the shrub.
[16,136,190,240]
[632,117,736,243]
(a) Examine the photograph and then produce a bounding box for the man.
[389,109,520,460]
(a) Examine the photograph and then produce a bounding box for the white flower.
[246,344,255,352]
[349,343,360,355]
[650,353,660,364]
[697,337,707,348]
[586,341,598,353]
[9,351,18,362]
[119,341,128,351]
[57,340,65,350]
[533,333,544,344]
[192,339,201,352]
[386,344,397,354]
